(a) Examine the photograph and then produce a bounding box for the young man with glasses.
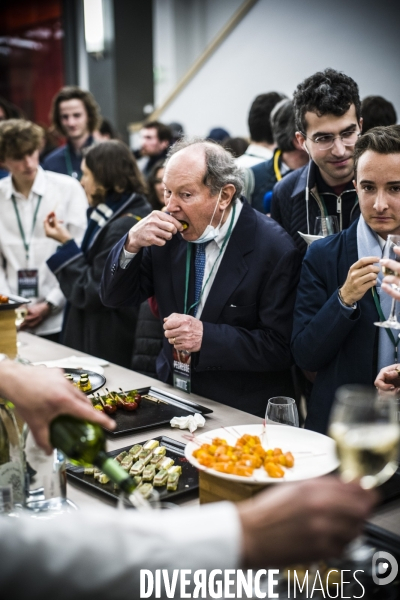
[271,69,362,255]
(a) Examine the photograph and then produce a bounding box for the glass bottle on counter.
[0,402,26,514]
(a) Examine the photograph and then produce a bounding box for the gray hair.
[270,99,296,153]
[166,136,244,201]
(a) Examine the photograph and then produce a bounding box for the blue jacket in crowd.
[292,219,379,434]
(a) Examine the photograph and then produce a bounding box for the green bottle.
[50,415,137,495]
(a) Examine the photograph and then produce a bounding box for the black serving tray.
[0,293,31,311]
[63,368,106,395]
[66,435,198,503]
[99,386,212,436]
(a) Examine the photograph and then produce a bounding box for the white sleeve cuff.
[119,247,137,269]
[45,287,66,310]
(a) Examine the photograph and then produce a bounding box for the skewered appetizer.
[192,434,295,479]
[167,466,182,491]
[137,483,153,499]
[64,372,92,392]
[128,445,142,460]
[82,442,182,496]
[95,389,142,412]
[154,469,169,487]
[78,374,92,392]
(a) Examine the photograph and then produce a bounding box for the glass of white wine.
[374,234,400,329]
[329,385,399,489]
[329,385,399,560]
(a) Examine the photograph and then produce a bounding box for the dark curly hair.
[83,140,147,205]
[353,125,400,179]
[50,86,101,136]
[293,68,361,133]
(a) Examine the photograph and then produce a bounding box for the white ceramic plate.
[297,231,324,246]
[185,424,339,485]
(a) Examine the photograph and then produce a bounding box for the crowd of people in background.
[0,70,399,433]
[1,67,400,597]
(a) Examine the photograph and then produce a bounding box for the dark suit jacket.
[292,219,379,434]
[101,201,302,417]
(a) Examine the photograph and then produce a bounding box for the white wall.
[153,0,243,108]
[153,0,400,137]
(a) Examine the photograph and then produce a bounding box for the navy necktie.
[194,242,209,315]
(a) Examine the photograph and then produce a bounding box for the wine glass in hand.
[329,385,399,490]
[375,234,400,329]
[329,385,399,559]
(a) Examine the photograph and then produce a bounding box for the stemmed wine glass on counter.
[374,234,400,329]
[265,396,299,427]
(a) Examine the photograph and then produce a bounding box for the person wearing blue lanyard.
[292,125,400,435]
[42,86,101,180]
[101,138,302,417]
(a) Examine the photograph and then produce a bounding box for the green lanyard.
[183,203,236,316]
[371,287,400,361]
[11,194,42,265]
[65,146,80,179]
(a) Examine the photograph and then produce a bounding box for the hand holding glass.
[374,234,400,329]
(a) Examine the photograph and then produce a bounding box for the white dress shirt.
[235,144,274,169]
[195,198,242,318]
[120,199,243,319]
[0,167,87,334]
[0,502,241,599]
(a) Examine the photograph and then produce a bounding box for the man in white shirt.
[236,92,286,169]
[0,119,87,339]
[0,357,377,599]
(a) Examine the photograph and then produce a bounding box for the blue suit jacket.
[292,219,379,433]
[101,201,302,417]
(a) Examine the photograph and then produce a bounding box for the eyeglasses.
[301,130,361,151]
